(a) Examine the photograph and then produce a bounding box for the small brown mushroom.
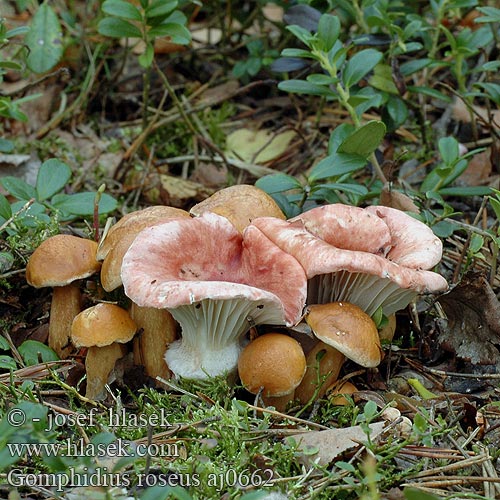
[238,333,306,412]
[71,303,137,400]
[25,234,101,358]
[305,302,382,368]
[190,184,285,233]
[327,380,358,406]
[294,341,345,405]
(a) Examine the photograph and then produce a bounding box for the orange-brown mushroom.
[26,234,101,358]
[71,303,137,400]
[305,302,382,368]
[238,333,306,411]
[190,184,285,233]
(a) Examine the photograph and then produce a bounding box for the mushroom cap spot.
[291,204,392,255]
[238,333,306,397]
[26,235,101,288]
[121,212,306,326]
[306,302,382,368]
[190,184,285,233]
[71,303,137,347]
[97,205,189,261]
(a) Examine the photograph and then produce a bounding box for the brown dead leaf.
[452,99,500,130]
[459,149,492,187]
[226,128,297,164]
[379,184,420,213]
[139,173,215,207]
[438,271,500,365]
[287,422,386,466]
[194,80,240,107]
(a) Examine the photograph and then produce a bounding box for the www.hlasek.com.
[7,438,180,459]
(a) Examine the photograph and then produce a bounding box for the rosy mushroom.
[71,303,137,400]
[190,184,286,233]
[121,212,307,379]
[26,234,101,358]
[238,333,306,411]
[250,204,448,316]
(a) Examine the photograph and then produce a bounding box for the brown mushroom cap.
[190,184,285,233]
[305,302,382,368]
[99,206,190,291]
[238,333,306,397]
[71,303,137,348]
[97,205,189,262]
[26,234,101,287]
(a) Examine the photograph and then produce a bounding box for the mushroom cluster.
[25,187,448,406]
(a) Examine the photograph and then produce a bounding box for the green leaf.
[368,64,398,94]
[432,220,458,238]
[342,49,382,88]
[476,6,500,23]
[0,336,10,350]
[438,136,459,165]
[286,24,314,47]
[338,120,386,158]
[18,340,59,365]
[489,197,500,221]
[307,73,336,85]
[0,355,17,371]
[25,3,64,73]
[407,85,451,102]
[384,96,408,130]
[278,79,334,97]
[36,159,72,201]
[255,173,303,194]
[102,0,142,20]
[138,42,154,68]
[473,82,500,104]
[148,23,191,44]
[51,192,118,216]
[0,176,37,201]
[146,0,178,19]
[319,182,368,196]
[281,48,314,59]
[0,194,12,220]
[438,186,492,197]
[317,14,340,52]
[97,17,142,38]
[6,26,30,38]
[308,153,366,182]
[404,487,442,500]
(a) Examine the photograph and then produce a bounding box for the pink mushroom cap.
[251,204,448,316]
[121,212,307,379]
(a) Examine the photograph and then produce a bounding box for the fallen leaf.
[438,271,500,365]
[452,99,500,131]
[139,173,215,207]
[458,149,492,187]
[379,184,420,213]
[225,128,296,164]
[287,422,386,466]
